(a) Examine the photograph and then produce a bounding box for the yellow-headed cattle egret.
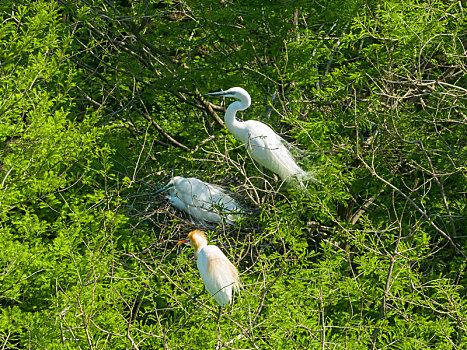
[178,230,240,322]
[205,87,316,188]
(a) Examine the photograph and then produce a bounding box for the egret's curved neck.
[224,99,250,143]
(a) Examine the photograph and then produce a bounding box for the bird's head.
[205,87,251,109]
[177,230,208,253]
[152,178,175,196]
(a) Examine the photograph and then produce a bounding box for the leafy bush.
[1,0,465,349]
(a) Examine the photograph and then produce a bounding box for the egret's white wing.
[243,120,312,184]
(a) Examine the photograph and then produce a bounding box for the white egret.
[153,176,244,226]
[206,87,316,188]
[178,230,240,323]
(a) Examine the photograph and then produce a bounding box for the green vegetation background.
[0,0,465,348]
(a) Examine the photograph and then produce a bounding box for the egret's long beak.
[152,183,173,195]
[204,90,227,97]
[177,239,190,245]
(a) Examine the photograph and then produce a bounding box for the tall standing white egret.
[153,176,244,226]
[178,230,240,324]
[205,87,316,188]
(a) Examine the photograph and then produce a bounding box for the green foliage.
[0,0,465,349]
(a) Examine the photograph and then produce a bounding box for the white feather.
[197,245,240,307]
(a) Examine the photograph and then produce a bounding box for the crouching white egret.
[205,87,316,188]
[153,176,244,226]
[178,230,240,324]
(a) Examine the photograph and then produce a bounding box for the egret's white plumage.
[153,176,244,225]
[178,230,240,307]
[206,87,316,187]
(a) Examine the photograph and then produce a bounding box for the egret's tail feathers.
[289,170,319,190]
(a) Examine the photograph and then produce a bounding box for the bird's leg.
[216,306,223,350]
[254,164,266,203]
[191,285,206,301]
[257,165,271,204]
[217,306,222,331]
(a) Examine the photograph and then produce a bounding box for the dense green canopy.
[0,0,465,348]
